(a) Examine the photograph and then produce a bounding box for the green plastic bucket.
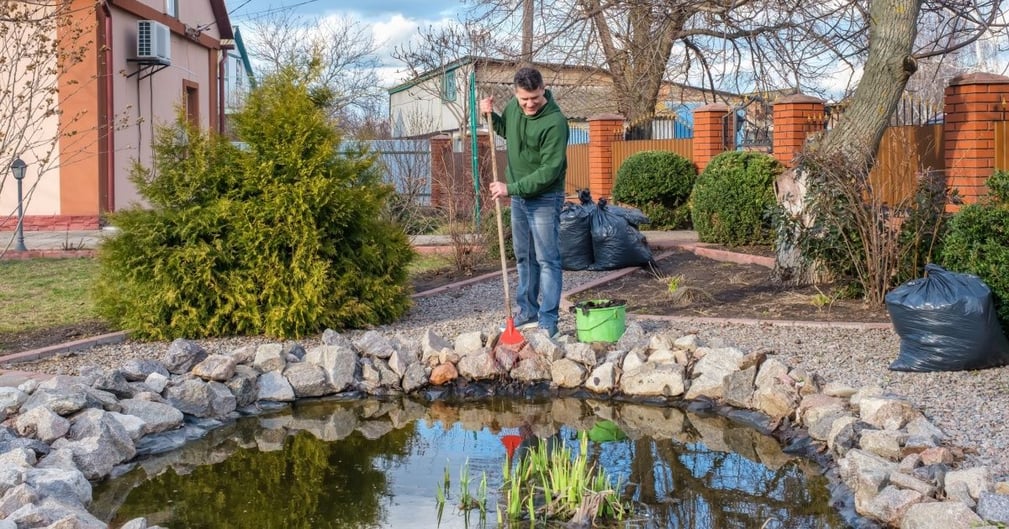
[572,299,626,343]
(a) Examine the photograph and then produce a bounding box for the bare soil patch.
[569,248,891,324]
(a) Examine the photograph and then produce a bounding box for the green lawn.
[0,253,454,335]
[0,258,100,333]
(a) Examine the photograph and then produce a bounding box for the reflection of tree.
[108,427,414,529]
[626,434,843,529]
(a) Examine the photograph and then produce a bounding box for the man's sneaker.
[500,315,537,332]
[540,326,559,339]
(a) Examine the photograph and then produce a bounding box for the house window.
[166,0,178,17]
[441,68,457,102]
[183,81,199,125]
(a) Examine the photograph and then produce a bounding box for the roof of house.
[388,55,742,120]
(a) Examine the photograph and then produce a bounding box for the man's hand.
[490,181,509,200]
[479,97,494,115]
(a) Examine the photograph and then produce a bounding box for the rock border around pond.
[1,323,1008,529]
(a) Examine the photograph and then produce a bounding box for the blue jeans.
[510,192,564,331]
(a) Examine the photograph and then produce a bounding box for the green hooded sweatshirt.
[490,89,568,198]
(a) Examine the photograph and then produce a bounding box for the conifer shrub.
[611,150,696,229]
[95,69,413,339]
[940,170,1009,325]
[691,151,782,246]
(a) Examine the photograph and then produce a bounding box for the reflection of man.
[480,67,569,338]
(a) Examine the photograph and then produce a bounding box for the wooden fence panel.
[997,121,1009,171]
[565,143,590,197]
[612,139,693,181]
[869,124,944,206]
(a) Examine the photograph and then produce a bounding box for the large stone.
[620,363,686,397]
[550,359,586,388]
[0,387,28,415]
[838,448,898,512]
[304,344,358,393]
[253,343,287,373]
[355,330,397,358]
[860,429,908,461]
[401,363,428,393]
[119,398,184,435]
[21,388,88,417]
[119,359,170,382]
[861,485,923,526]
[283,362,331,398]
[945,467,992,500]
[161,338,208,374]
[585,362,617,393]
[14,407,70,444]
[859,396,920,430]
[143,372,169,393]
[388,347,415,377]
[615,320,648,351]
[164,379,216,418]
[454,331,485,357]
[828,415,861,455]
[977,491,1009,524]
[190,354,238,382]
[321,328,355,348]
[207,381,238,417]
[420,330,453,366]
[685,346,745,400]
[430,363,459,385]
[257,371,296,402]
[900,501,986,529]
[226,365,260,408]
[24,467,92,507]
[506,357,547,382]
[799,393,849,428]
[752,359,799,420]
[525,332,563,361]
[457,351,505,380]
[564,342,598,368]
[889,471,937,497]
[621,348,645,373]
[55,409,136,480]
[722,366,757,409]
[88,369,134,399]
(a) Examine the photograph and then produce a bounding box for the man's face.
[515,86,547,116]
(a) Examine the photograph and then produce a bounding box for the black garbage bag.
[587,198,654,271]
[886,263,1009,372]
[559,190,596,271]
[607,204,650,228]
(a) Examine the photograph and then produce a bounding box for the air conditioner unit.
[137,20,171,63]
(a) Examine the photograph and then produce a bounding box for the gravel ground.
[11,269,1009,480]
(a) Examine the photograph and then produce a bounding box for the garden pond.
[91,396,855,528]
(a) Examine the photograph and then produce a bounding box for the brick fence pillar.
[692,103,734,172]
[588,113,625,199]
[772,94,826,169]
[429,134,453,209]
[943,72,1009,209]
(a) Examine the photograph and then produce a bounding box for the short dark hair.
[514,67,544,91]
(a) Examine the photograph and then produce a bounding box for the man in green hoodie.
[481,67,569,338]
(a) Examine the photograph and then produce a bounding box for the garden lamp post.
[10,157,27,252]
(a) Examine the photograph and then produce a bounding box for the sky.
[225,0,465,86]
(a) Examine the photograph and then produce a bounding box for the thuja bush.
[775,151,950,304]
[611,150,695,229]
[95,69,413,339]
[691,151,782,246]
[940,170,1009,325]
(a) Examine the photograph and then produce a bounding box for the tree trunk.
[773,0,922,284]
[521,0,534,63]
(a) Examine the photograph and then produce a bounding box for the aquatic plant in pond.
[500,431,628,524]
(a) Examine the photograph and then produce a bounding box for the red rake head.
[499,317,526,346]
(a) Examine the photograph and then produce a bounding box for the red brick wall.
[588,114,625,199]
[692,103,734,172]
[943,72,1009,208]
[0,215,101,231]
[772,94,826,169]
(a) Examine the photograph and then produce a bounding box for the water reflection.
[93,398,850,529]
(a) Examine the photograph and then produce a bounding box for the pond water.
[92,397,853,529]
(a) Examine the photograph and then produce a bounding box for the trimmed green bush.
[691,151,782,246]
[940,170,1009,325]
[611,150,696,229]
[95,69,413,339]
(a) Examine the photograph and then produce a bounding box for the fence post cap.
[694,102,731,112]
[588,113,625,121]
[774,93,825,105]
[949,72,1009,86]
